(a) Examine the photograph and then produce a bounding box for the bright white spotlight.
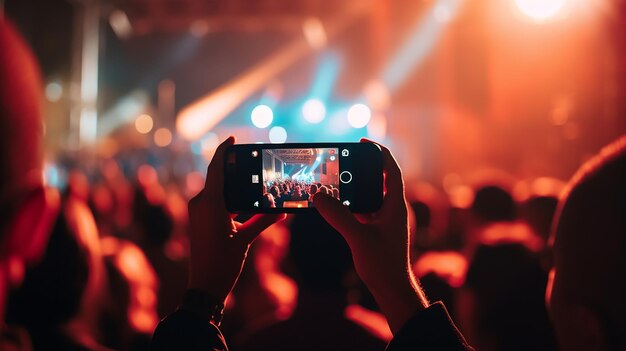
[347,104,371,128]
[302,99,326,124]
[251,104,273,128]
[269,126,287,143]
[515,0,566,21]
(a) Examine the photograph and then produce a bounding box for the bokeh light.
[269,126,288,143]
[302,98,326,123]
[45,81,63,102]
[135,114,154,134]
[251,104,274,128]
[515,0,566,21]
[347,103,371,128]
[153,128,172,147]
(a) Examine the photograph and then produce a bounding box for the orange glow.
[115,245,157,286]
[136,285,157,308]
[185,171,205,197]
[448,185,474,209]
[414,251,468,288]
[260,273,297,320]
[129,308,158,333]
[135,114,153,134]
[137,165,158,187]
[345,304,393,341]
[480,222,544,252]
[302,17,327,49]
[153,128,172,147]
[514,0,566,21]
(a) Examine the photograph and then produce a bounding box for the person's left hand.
[187,136,286,302]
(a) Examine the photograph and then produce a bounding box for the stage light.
[135,114,153,134]
[347,104,371,128]
[434,2,453,23]
[302,17,327,49]
[154,128,172,147]
[302,99,326,123]
[515,0,566,21]
[269,126,287,143]
[251,105,273,128]
[45,82,63,102]
[382,0,461,90]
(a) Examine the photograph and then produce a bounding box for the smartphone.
[224,143,383,213]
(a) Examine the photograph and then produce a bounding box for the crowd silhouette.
[263,179,339,208]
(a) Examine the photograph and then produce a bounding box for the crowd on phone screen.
[2,18,626,351]
[262,179,339,208]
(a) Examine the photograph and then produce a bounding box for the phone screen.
[261,147,340,209]
[224,143,383,213]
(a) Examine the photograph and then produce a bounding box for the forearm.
[368,264,429,334]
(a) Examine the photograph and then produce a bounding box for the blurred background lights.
[367,113,388,140]
[302,17,327,49]
[135,114,154,134]
[302,98,326,123]
[515,0,566,21]
[109,10,133,39]
[364,80,391,111]
[434,2,453,22]
[251,104,274,128]
[269,126,287,143]
[45,81,63,102]
[154,128,172,147]
[347,103,371,128]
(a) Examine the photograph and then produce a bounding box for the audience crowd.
[263,179,339,208]
[2,18,626,351]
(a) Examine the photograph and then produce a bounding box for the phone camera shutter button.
[340,171,353,184]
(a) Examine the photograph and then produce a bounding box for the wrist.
[368,269,428,334]
[180,289,226,326]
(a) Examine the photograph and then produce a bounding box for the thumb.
[313,193,365,244]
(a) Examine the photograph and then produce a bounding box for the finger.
[205,136,236,191]
[361,138,404,202]
[237,213,287,244]
[313,193,366,244]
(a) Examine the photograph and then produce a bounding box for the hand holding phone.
[313,139,429,333]
[187,136,285,302]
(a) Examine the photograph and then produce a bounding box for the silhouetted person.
[548,136,626,350]
[471,185,516,224]
[0,19,109,350]
[523,195,558,243]
[100,237,159,351]
[240,212,387,351]
[463,243,556,351]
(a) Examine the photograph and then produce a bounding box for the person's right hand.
[314,139,428,333]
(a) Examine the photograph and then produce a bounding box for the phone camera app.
[261,148,340,208]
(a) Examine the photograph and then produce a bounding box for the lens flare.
[302,99,326,123]
[515,0,566,21]
[347,104,371,128]
[251,104,273,128]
